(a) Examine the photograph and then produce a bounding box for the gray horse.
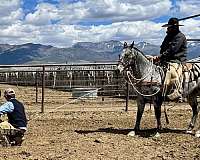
[118,41,200,137]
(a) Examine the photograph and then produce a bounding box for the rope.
[49,88,101,113]
[127,71,161,97]
[28,87,102,121]
[127,58,154,82]
[124,59,164,97]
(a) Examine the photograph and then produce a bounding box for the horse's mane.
[133,47,149,60]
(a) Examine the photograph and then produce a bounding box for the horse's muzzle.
[117,64,124,73]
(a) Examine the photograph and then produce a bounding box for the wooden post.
[41,66,45,113]
[125,82,129,112]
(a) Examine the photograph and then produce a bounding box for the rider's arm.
[0,101,14,115]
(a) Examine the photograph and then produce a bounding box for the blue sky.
[0,0,199,47]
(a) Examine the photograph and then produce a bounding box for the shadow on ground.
[75,127,188,138]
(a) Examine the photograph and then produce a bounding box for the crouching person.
[0,88,27,146]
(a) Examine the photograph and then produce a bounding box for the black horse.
[118,41,200,137]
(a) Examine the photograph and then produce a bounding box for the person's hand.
[153,56,158,59]
[146,55,160,63]
[146,55,154,60]
[153,56,160,63]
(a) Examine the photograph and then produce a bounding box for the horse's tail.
[184,63,200,96]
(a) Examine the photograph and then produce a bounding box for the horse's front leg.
[134,96,145,132]
[127,96,145,137]
[186,96,199,134]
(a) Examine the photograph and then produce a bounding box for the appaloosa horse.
[118,41,200,137]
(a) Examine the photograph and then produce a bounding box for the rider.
[0,88,27,146]
[160,17,187,65]
[155,17,187,100]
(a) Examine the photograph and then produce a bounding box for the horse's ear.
[124,42,128,48]
[130,41,134,49]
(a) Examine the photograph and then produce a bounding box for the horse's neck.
[134,51,151,76]
[133,51,162,83]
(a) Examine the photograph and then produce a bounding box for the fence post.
[102,70,105,101]
[41,66,45,113]
[125,82,129,112]
[35,71,38,103]
[94,64,97,87]
[69,65,72,89]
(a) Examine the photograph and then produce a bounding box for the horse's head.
[118,41,135,73]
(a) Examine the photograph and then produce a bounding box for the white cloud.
[181,19,200,39]
[0,0,23,25]
[0,0,21,15]
[0,19,165,47]
[0,0,200,48]
[25,3,60,25]
[177,0,200,16]
[83,0,172,22]
[24,0,172,26]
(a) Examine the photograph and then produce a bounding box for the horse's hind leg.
[186,96,199,134]
[153,95,163,131]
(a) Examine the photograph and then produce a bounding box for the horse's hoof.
[186,130,193,134]
[153,132,160,138]
[195,130,200,137]
[127,131,136,137]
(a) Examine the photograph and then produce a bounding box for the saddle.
[183,63,193,72]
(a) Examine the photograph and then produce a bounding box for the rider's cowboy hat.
[162,17,184,27]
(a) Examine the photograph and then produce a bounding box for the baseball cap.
[4,88,15,96]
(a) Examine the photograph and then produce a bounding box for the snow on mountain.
[0,40,199,64]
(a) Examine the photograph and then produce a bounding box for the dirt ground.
[0,85,200,160]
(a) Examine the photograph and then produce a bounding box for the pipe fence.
[0,63,134,113]
[1,60,199,113]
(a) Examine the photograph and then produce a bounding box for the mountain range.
[0,40,199,64]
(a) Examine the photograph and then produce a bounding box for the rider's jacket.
[160,30,187,64]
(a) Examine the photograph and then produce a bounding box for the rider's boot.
[167,89,182,101]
